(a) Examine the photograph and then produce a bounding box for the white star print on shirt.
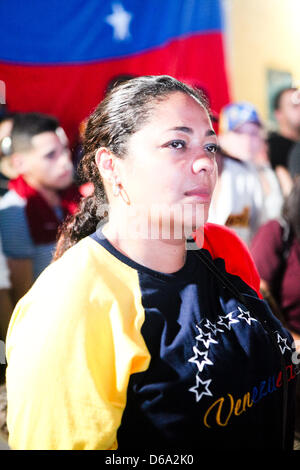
[217,311,239,330]
[276,332,292,355]
[203,318,224,335]
[195,326,218,348]
[237,306,258,325]
[189,375,213,402]
[188,346,213,372]
[105,3,132,41]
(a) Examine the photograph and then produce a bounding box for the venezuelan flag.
[0,0,230,145]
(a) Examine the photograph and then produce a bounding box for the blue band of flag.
[0,0,223,64]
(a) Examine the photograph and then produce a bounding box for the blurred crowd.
[0,80,300,388]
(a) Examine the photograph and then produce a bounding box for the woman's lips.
[184,189,212,202]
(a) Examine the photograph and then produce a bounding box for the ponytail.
[53,185,108,261]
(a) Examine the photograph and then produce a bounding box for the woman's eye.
[168,140,185,150]
[44,151,56,160]
[205,144,218,154]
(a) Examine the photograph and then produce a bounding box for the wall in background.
[222,0,300,127]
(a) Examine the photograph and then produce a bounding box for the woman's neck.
[102,221,187,274]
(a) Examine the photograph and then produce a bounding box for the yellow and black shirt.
[5,224,296,450]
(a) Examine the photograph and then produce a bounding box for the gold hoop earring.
[112,181,120,197]
[120,187,130,205]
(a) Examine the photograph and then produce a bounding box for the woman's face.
[116,91,218,239]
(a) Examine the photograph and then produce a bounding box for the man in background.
[208,102,267,246]
[267,87,300,196]
[0,113,80,314]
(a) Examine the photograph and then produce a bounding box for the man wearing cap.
[208,102,283,246]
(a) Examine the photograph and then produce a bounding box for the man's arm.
[7,258,33,307]
[0,289,13,340]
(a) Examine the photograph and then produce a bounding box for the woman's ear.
[95,147,118,184]
[95,147,130,205]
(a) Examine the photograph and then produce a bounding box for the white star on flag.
[105,3,132,41]
[188,346,213,372]
[189,375,212,402]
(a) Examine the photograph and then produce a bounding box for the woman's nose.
[192,154,216,175]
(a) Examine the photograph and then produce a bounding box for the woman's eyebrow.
[166,127,217,138]
[167,126,193,134]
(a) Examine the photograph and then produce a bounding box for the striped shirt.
[0,235,10,289]
[0,189,62,279]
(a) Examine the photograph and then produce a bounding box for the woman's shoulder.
[200,223,261,296]
[32,235,134,294]
[6,236,141,350]
[13,234,140,315]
